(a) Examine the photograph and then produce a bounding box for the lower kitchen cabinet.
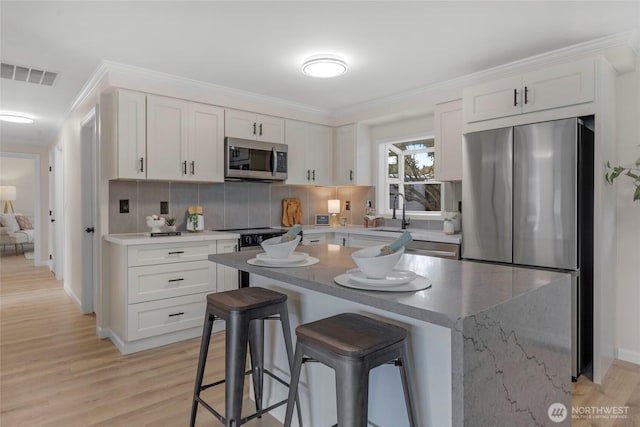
[104,235,237,354]
[347,233,394,248]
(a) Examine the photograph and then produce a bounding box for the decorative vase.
[165,225,177,232]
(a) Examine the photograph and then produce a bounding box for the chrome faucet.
[392,193,410,229]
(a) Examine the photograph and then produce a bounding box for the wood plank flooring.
[1,253,639,426]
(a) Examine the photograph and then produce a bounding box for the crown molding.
[333,30,640,119]
[68,61,111,115]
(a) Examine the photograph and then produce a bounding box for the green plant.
[605,157,640,202]
[165,217,176,226]
[188,214,200,231]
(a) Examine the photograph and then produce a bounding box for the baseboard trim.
[63,285,83,311]
[617,348,640,365]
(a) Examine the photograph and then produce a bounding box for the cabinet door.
[256,114,285,144]
[116,90,147,179]
[147,95,188,180]
[225,109,257,140]
[187,103,224,182]
[307,123,333,186]
[348,234,394,248]
[285,120,310,185]
[521,59,594,114]
[303,232,328,245]
[334,125,356,186]
[462,75,522,123]
[216,239,239,292]
[434,99,463,181]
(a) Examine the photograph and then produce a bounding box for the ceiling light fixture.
[0,113,34,124]
[301,55,348,78]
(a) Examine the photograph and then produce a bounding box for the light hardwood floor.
[1,254,639,426]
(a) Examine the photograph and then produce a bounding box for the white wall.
[615,68,640,364]
[0,157,34,215]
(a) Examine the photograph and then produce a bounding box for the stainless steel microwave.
[224,137,288,181]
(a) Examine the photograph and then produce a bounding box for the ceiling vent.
[1,62,58,86]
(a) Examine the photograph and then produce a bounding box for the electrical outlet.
[119,199,129,214]
[160,201,169,214]
[345,201,351,211]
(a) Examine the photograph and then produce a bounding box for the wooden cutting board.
[282,198,303,226]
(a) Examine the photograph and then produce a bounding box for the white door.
[307,123,333,186]
[187,103,224,182]
[80,109,98,314]
[49,145,64,279]
[334,125,356,186]
[146,95,188,181]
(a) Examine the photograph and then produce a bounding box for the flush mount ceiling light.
[301,55,348,78]
[0,113,34,124]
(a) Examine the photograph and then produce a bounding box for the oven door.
[225,137,287,181]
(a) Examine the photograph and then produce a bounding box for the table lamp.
[328,199,341,227]
[0,186,16,213]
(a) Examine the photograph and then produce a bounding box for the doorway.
[80,108,98,314]
[49,145,64,279]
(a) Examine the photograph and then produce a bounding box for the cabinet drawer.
[127,293,207,341]
[304,234,327,245]
[128,242,212,267]
[128,261,215,303]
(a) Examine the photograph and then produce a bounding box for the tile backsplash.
[108,181,375,233]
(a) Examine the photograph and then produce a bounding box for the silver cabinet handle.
[253,122,257,135]
[524,86,529,104]
[168,251,185,255]
[312,170,316,181]
[350,170,353,181]
[307,169,311,180]
[168,312,185,317]
[259,123,263,136]
[183,160,187,175]
[140,157,144,173]
[190,161,195,175]
[168,278,184,283]
[513,88,518,106]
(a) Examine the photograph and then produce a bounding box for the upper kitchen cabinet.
[334,124,372,186]
[225,109,285,144]
[285,120,333,186]
[434,99,463,181]
[103,89,147,180]
[463,58,594,123]
[147,95,224,182]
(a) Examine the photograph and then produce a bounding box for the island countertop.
[208,243,569,328]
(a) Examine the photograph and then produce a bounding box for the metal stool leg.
[190,312,215,427]
[336,358,369,427]
[398,342,419,427]
[278,305,303,427]
[225,312,250,427]
[284,342,305,427]
[248,318,265,416]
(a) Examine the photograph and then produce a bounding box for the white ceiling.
[1,1,638,145]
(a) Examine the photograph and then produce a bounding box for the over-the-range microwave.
[224,137,288,182]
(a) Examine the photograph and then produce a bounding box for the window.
[380,137,443,215]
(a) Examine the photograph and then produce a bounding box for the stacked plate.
[247,252,319,267]
[334,268,432,292]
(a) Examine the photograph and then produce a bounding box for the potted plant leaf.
[165,217,177,232]
[605,156,640,202]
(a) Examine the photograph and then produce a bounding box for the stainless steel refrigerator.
[462,117,593,380]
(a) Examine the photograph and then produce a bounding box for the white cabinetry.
[104,89,147,180]
[106,239,219,354]
[216,239,239,292]
[347,234,394,248]
[334,124,372,186]
[285,120,333,185]
[225,109,285,144]
[302,232,332,245]
[146,95,225,182]
[434,100,463,181]
[463,59,594,123]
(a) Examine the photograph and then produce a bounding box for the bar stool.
[190,287,302,427]
[284,313,418,427]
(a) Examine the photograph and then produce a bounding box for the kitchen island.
[208,244,571,427]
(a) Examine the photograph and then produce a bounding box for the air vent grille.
[0,62,58,86]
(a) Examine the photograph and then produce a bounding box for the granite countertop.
[105,230,240,245]
[208,244,568,329]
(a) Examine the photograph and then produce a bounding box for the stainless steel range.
[220,227,288,287]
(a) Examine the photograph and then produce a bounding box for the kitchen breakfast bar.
[208,244,571,427]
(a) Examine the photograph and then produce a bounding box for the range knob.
[255,235,264,244]
[242,235,254,246]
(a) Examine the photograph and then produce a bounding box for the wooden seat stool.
[284,313,418,427]
[190,287,302,427]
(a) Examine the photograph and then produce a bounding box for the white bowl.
[351,245,404,279]
[260,235,301,259]
[146,218,165,233]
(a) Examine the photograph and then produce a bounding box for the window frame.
[376,135,445,219]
